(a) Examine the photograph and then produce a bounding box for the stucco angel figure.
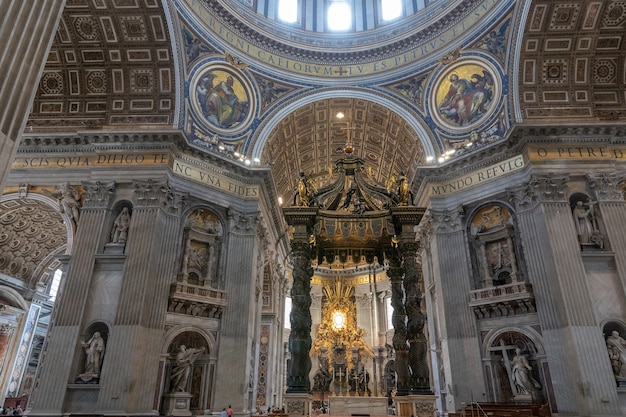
[54,182,81,225]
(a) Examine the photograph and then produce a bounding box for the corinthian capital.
[82,181,115,208]
[416,212,433,246]
[430,206,464,234]
[228,208,259,234]
[587,172,625,202]
[529,174,569,203]
[508,182,539,212]
[133,179,187,213]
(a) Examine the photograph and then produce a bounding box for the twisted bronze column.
[287,240,313,393]
[399,241,430,394]
[386,246,410,396]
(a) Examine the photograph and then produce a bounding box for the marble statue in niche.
[490,332,544,403]
[77,331,105,383]
[571,197,605,249]
[169,345,206,393]
[110,207,131,244]
[606,330,626,384]
[510,348,541,396]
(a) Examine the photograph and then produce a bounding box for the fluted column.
[96,180,185,414]
[430,207,483,410]
[213,209,261,410]
[509,174,621,415]
[0,1,64,192]
[29,181,114,416]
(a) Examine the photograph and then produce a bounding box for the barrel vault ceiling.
[24,0,626,202]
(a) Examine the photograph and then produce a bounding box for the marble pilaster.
[587,172,626,292]
[213,209,261,410]
[0,1,64,192]
[28,181,113,416]
[97,180,185,414]
[509,175,621,415]
[429,207,483,411]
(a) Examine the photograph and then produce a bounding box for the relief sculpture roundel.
[191,63,253,132]
[432,59,500,132]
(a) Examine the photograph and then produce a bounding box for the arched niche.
[102,200,133,254]
[569,192,607,250]
[483,329,546,405]
[602,320,626,386]
[468,203,522,289]
[179,207,224,288]
[76,322,109,384]
[163,331,212,413]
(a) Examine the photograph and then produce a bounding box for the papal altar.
[328,396,388,416]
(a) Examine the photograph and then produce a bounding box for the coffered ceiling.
[261,98,426,203]
[27,0,175,132]
[518,1,626,122]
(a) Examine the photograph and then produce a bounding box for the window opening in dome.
[327,1,352,31]
[278,0,299,23]
[382,0,402,21]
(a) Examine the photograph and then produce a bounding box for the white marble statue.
[607,330,626,379]
[511,348,541,395]
[82,332,105,376]
[55,182,81,225]
[169,345,206,393]
[572,200,595,244]
[111,207,131,244]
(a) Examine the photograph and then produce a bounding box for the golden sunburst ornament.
[311,278,373,365]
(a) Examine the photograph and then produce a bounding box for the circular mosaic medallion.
[190,63,254,134]
[430,58,500,132]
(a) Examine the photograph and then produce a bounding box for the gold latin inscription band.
[12,153,260,199]
[430,155,525,196]
[172,158,259,199]
[182,0,500,78]
[528,145,626,161]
